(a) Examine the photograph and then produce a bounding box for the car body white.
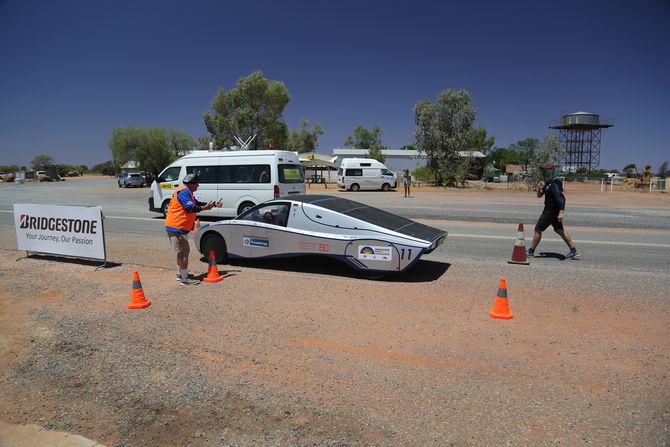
[193,194,447,276]
[149,150,306,217]
[337,158,397,191]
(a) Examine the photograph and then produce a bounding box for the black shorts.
[536,209,564,232]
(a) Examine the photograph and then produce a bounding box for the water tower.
[549,111,613,172]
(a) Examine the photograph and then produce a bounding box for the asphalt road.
[1,177,668,276]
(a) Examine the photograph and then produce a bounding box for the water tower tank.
[562,111,600,127]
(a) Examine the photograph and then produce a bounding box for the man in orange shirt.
[165,173,222,285]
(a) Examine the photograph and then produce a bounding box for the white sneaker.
[180,277,200,286]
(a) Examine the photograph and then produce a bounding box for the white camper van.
[336,158,397,191]
[149,150,305,217]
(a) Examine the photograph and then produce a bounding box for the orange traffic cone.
[194,218,201,233]
[203,250,224,283]
[490,276,513,319]
[507,223,530,265]
[127,271,151,309]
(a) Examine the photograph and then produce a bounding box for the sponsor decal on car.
[243,236,269,248]
[357,245,392,261]
[160,182,174,190]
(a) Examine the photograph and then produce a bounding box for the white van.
[336,158,397,191]
[149,150,305,217]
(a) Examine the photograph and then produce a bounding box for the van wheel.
[201,233,227,263]
[381,183,390,192]
[237,201,255,216]
[350,183,360,192]
[161,200,171,217]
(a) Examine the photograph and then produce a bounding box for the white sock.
[180,268,189,280]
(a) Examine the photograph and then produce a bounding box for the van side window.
[221,164,271,184]
[381,169,393,176]
[186,166,217,184]
[360,163,372,167]
[346,168,363,176]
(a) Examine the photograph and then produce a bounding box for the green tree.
[203,70,290,150]
[287,119,324,153]
[197,135,213,151]
[527,134,562,187]
[658,161,668,179]
[138,128,176,176]
[465,127,495,153]
[92,161,115,176]
[31,154,54,170]
[412,88,476,186]
[344,125,384,149]
[623,163,638,177]
[167,128,196,156]
[108,127,178,176]
[486,146,521,169]
[509,137,539,171]
[400,144,416,151]
[366,143,385,163]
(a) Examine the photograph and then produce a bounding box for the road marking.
[106,215,162,222]
[448,233,670,248]
[1,210,667,248]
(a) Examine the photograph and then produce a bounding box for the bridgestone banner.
[14,204,106,261]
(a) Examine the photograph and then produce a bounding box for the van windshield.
[278,164,304,183]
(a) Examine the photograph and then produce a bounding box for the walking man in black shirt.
[528,162,579,259]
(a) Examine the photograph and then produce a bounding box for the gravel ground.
[0,180,669,446]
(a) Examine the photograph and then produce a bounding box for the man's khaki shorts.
[167,232,190,255]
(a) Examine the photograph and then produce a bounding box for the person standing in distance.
[165,173,222,285]
[528,162,579,259]
[403,169,412,197]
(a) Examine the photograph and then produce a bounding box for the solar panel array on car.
[284,195,445,242]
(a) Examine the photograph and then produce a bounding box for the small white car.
[194,194,447,277]
[118,172,145,188]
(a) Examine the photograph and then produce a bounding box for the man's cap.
[183,173,199,184]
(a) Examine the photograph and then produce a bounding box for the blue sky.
[1,0,668,171]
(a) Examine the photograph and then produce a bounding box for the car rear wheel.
[350,183,360,192]
[237,201,255,216]
[201,233,227,263]
[381,183,390,192]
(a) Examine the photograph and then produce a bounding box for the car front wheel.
[161,200,171,217]
[381,183,390,192]
[201,233,227,263]
[350,183,360,192]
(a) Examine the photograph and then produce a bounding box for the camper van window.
[346,168,363,176]
[360,163,372,167]
[158,166,181,182]
[186,166,218,184]
[381,169,393,176]
[278,164,305,183]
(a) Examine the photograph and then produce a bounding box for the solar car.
[193,195,447,276]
